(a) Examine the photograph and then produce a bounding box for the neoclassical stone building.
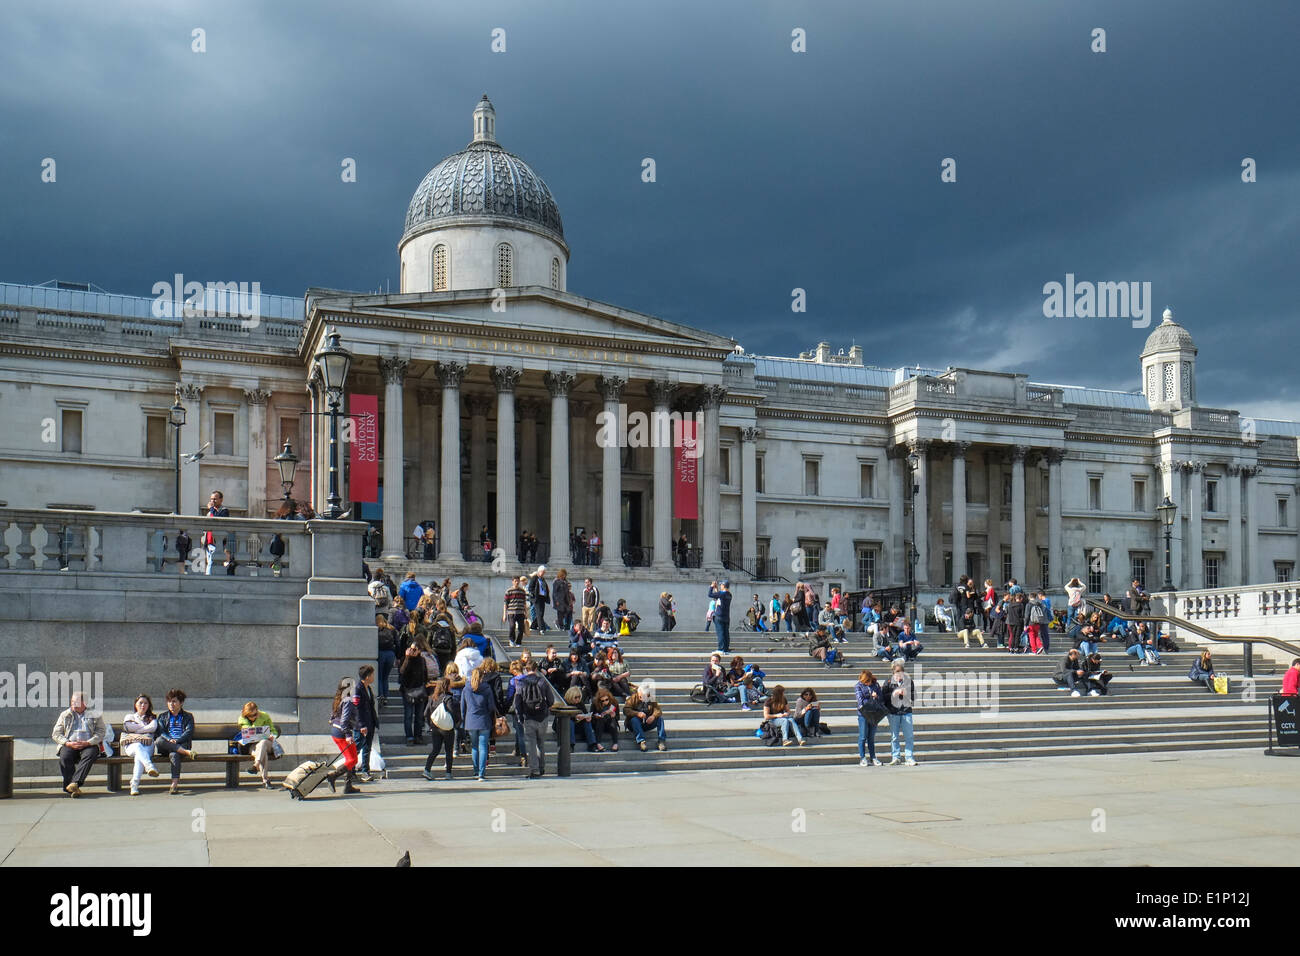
[2,97,1299,596]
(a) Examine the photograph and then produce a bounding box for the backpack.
[377,627,396,653]
[368,580,390,608]
[1028,603,1046,625]
[426,696,454,732]
[268,533,285,557]
[518,676,550,722]
[431,621,455,655]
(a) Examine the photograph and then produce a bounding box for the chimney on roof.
[815,341,831,363]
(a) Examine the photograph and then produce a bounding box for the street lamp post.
[274,439,298,502]
[169,390,187,514]
[1157,494,1178,591]
[312,328,353,519]
[907,448,921,629]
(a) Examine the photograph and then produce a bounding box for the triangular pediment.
[306,286,735,356]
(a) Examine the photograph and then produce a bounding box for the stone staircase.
[372,626,1286,777]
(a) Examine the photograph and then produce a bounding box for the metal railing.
[1083,597,1300,679]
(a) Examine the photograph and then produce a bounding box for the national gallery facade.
[3,97,1299,597]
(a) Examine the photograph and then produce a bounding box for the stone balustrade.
[0,508,312,578]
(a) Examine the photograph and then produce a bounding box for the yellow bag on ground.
[1213,674,1229,695]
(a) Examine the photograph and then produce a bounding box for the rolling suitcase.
[283,753,348,800]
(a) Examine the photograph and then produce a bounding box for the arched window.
[496,243,513,287]
[401,261,406,294]
[433,244,448,292]
[550,257,561,290]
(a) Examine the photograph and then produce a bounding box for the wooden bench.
[102,722,254,792]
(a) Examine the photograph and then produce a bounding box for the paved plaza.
[3,748,1296,867]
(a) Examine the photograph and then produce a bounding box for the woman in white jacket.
[122,694,161,796]
[1064,577,1086,624]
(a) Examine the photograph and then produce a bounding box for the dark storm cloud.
[2,0,1297,418]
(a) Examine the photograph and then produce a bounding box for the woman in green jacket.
[238,701,281,788]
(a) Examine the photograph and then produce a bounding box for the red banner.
[673,417,699,520]
[349,394,378,503]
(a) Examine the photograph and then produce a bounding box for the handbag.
[119,733,152,747]
[1213,674,1229,695]
[493,715,510,737]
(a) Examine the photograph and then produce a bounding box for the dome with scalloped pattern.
[402,96,565,251]
[1141,308,1196,355]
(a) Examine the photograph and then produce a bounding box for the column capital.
[1045,448,1067,465]
[417,388,439,407]
[950,440,971,457]
[467,393,493,417]
[544,370,577,397]
[435,361,466,388]
[179,382,203,402]
[1241,464,1260,479]
[595,374,627,403]
[886,444,910,461]
[741,426,763,443]
[1009,444,1029,462]
[907,438,931,456]
[1225,463,1242,477]
[379,356,409,386]
[491,365,522,393]
[1157,459,1177,475]
[1180,459,1203,474]
[243,387,271,406]
[518,398,543,420]
[646,378,677,407]
[702,384,728,409]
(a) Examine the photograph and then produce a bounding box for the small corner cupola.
[472,94,497,144]
[1140,306,1198,412]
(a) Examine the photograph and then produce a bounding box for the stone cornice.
[0,341,176,370]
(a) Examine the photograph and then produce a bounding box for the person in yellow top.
[238,701,281,789]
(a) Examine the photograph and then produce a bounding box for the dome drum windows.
[551,257,561,290]
[496,243,513,288]
[433,244,449,292]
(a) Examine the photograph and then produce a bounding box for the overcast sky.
[3,0,1297,420]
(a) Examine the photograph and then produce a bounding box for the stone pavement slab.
[1,748,1296,866]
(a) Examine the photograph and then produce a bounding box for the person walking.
[709,579,733,653]
[328,677,363,794]
[552,569,574,631]
[658,591,676,631]
[461,665,498,781]
[514,660,558,778]
[503,575,528,647]
[883,662,917,766]
[526,566,551,634]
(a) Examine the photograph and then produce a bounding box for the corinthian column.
[491,366,520,563]
[701,384,727,571]
[435,361,465,560]
[467,394,492,550]
[545,372,576,564]
[596,375,626,566]
[1010,445,1028,584]
[379,357,409,560]
[648,379,677,570]
[244,387,271,518]
[740,426,761,575]
[950,441,969,585]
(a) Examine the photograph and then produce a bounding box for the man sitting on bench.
[51,691,106,797]
[156,689,197,795]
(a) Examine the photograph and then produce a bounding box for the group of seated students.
[700,652,770,709]
[50,689,282,797]
[860,604,925,662]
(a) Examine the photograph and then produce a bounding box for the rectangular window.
[1001,474,1012,507]
[1088,474,1103,511]
[859,462,875,499]
[804,458,820,497]
[1204,556,1220,589]
[798,539,825,575]
[1131,555,1148,591]
[719,447,732,487]
[61,409,83,454]
[1205,479,1218,514]
[213,412,235,457]
[1040,549,1050,590]
[755,455,765,494]
[856,546,876,591]
[1087,549,1106,594]
[1133,478,1146,514]
[1040,471,1050,507]
[145,415,167,459]
[1277,562,1294,584]
[1001,551,1012,585]
[943,551,953,588]
[756,538,770,577]
[1279,497,1290,528]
